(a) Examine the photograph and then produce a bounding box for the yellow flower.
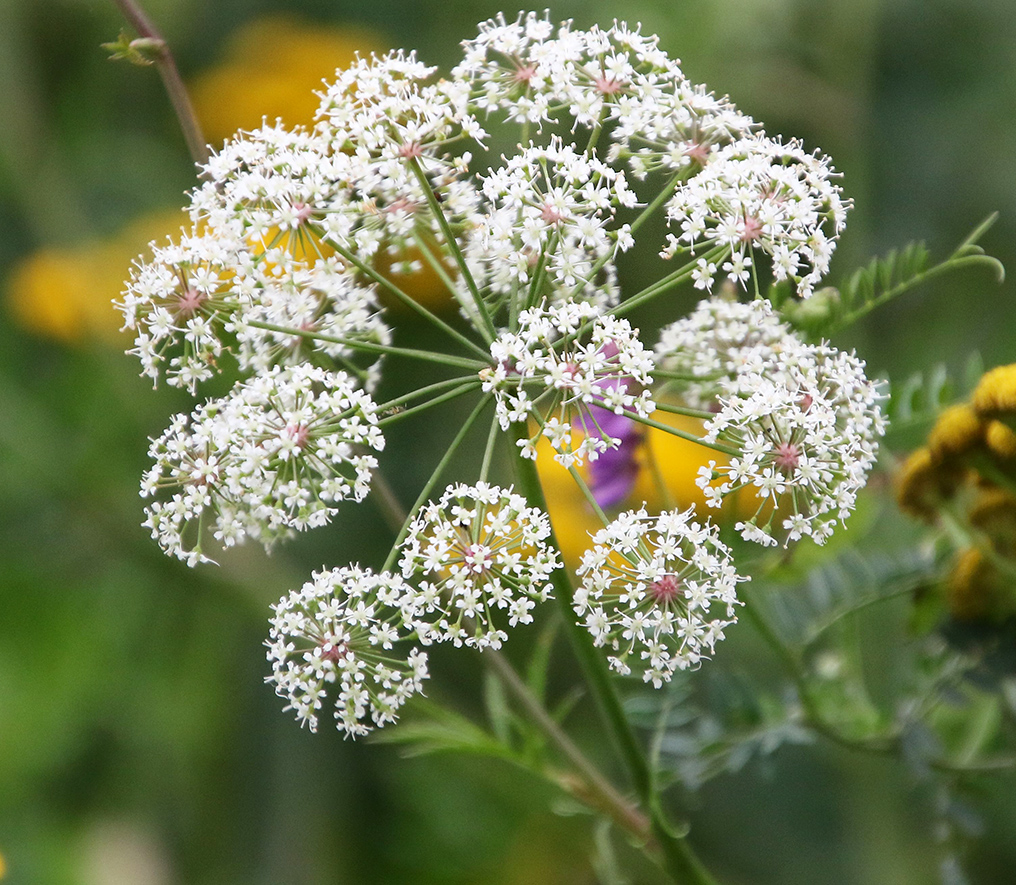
[189,16,386,143]
[6,208,188,343]
[895,446,965,520]
[972,363,1016,418]
[926,403,984,462]
[537,412,746,570]
[985,419,1016,460]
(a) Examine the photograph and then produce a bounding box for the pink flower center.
[321,641,349,663]
[513,64,537,84]
[650,574,683,605]
[385,197,418,216]
[799,393,814,412]
[541,203,565,224]
[773,442,801,474]
[462,543,493,574]
[683,141,711,166]
[285,423,311,450]
[291,201,313,224]
[398,142,424,159]
[740,215,764,242]
[595,76,623,95]
[175,286,206,318]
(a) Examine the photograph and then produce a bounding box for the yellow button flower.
[189,16,386,143]
[6,208,188,343]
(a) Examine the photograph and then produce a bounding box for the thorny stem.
[109,0,209,168]
[509,423,720,885]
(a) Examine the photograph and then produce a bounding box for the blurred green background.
[1,0,1014,883]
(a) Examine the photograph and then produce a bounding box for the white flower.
[576,507,747,685]
[142,365,384,564]
[653,296,794,409]
[233,258,391,391]
[399,483,559,649]
[266,566,428,737]
[484,301,656,466]
[466,137,636,311]
[119,228,247,391]
[697,339,886,546]
[663,135,850,298]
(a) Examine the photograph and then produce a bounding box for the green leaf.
[885,351,984,430]
[373,700,518,761]
[784,214,1005,337]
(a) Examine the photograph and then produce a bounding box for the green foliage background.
[1,0,1014,882]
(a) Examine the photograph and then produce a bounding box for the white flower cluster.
[266,566,429,737]
[454,13,753,176]
[663,136,850,297]
[575,507,746,686]
[484,301,656,466]
[698,340,886,546]
[115,13,888,735]
[142,365,384,565]
[653,296,793,409]
[470,138,636,308]
[399,483,560,649]
[120,228,390,393]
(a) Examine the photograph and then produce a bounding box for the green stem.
[483,649,651,840]
[325,237,492,363]
[377,381,481,426]
[408,157,496,341]
[651,401,719,421]
[244,320,485,371]
[508,423,720,885]
[374,375,483,414]
[740,592,898,756]
[624,410,740,457]
[382,394,492,572]
[610,245,729,319]
[629,171,684,236]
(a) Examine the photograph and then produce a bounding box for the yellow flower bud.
[927,403,983,461]
[972,363,1016,418]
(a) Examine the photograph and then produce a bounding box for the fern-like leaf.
[783,214,1004,337]
[885,352,984,431]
